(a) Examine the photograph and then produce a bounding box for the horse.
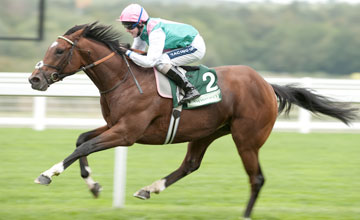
[28,22,358,219]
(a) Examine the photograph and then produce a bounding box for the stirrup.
[178,89,200,105]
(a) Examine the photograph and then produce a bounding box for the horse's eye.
[55,49,64,55]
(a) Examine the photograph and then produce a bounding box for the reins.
[122,54,143,94]
[99,54,143,94]
[99,57,129,94]
[79,51,116,73]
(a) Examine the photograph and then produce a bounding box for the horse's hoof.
[133,189,150,200]
[90,183,102,198]
[34,174,51,185]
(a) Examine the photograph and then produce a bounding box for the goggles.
[122,22,137,30]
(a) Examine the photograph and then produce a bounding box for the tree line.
[1,0,359,76]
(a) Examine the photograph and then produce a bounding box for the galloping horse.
[28,23,357,219]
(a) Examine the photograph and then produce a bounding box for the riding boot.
[166,66,200,105]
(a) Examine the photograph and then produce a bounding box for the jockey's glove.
[119,46,130,55]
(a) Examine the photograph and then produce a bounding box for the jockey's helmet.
[117,4,149,29]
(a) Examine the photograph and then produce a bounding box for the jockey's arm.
[127,29,165,68]
[131,37,147,51]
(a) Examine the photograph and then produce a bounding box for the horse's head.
[29,27,86,91]
[29,22,126,91]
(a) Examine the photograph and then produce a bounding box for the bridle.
[35,36,115,88]
[35,35,142,94]
[37,36,116,83]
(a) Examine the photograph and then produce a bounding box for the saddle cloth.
[154,65,222,109]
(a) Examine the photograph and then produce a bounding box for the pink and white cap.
[116,4,149,23]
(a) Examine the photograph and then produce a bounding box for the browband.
[58,36,75,45]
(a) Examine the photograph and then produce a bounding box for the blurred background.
[1,0,360,130]
[1,0,360,77]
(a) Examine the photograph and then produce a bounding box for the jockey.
[117,3,206,105]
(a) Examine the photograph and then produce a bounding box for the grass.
[0,128,359,220]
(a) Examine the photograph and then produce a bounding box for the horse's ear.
[67,28,86,44]
[72,28,86,38]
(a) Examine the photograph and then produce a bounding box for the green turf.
[0,128,359,220]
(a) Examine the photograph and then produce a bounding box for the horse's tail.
[271,84,358,125]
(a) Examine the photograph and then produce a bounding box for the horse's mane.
[64,22,126,54]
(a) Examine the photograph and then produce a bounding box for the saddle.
[154,65,222,109]
[154,64,222,144]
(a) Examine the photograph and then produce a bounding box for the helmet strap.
[130,7,143,29]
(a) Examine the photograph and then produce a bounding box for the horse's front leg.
[76,125,108,198]
[34,124,134,187]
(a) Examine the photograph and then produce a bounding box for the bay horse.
[28,22,357,219]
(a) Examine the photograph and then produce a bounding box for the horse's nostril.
[29,76,40,84]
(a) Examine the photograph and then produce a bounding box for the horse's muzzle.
[28,75,49,91]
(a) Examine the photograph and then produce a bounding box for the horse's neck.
[84,51,154,95]
[83,51,126,93]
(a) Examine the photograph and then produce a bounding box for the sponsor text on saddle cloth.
[154,65,222,109]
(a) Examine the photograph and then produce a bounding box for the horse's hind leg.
[231,123,267,220]
[133,139,211,200]
[76,126,108,197]
[240,152,264,219]
[134,127,229,200]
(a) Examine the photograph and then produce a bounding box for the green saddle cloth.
[170,65,222,109]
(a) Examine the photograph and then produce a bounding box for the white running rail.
[1,72,359,133]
